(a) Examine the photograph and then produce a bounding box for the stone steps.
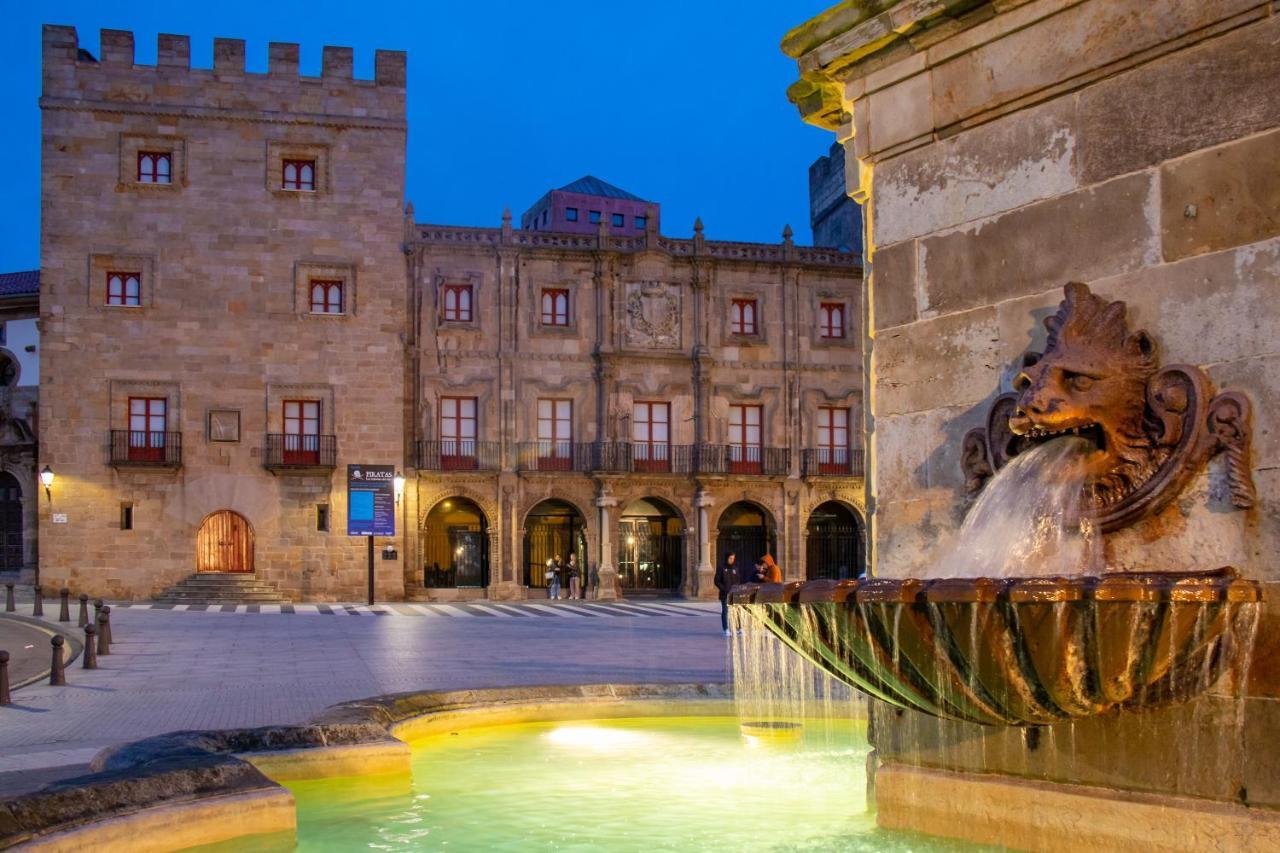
[154,573,289,604]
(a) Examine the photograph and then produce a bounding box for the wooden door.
[196,510,254,573]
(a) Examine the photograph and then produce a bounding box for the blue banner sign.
[347,464,396,537]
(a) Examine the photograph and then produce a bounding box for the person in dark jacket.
[565,554,581,599]
[714,552,742,637]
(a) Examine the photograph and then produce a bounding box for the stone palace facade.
[36,25,863,601]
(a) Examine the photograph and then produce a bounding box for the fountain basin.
[730,569,1261,726]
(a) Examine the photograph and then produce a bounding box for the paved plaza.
[0,600,728,796]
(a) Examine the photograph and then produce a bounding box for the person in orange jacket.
[760,554,782,584]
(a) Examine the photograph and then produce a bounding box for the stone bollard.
[100,605,113,647]
[96,612,110,656]
[83,624,97,670]
[59,588,70,622]
[32,585,42,617]
[49,636,66,686]
[78,594,89,628]
[4,583,13,612]
[0,650,9,705]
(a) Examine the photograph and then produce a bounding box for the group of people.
[713,552,782,636]
[543,553,582,600]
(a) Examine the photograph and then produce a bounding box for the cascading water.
[946,436,1101,578]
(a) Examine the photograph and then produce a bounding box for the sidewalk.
[0,601,729,797]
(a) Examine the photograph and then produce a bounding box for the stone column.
[594,492,618,600]
[694,490,715,599]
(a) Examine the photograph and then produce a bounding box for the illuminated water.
[946,436,1102,578]
[198,716,988,852]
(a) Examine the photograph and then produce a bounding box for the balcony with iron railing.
[417,440,503,472]
[802,448,866,478]
[516,441,594,472]
[263,434,337,472]
[109,430,182,468]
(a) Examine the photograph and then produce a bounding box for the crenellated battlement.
[41,25,406,126]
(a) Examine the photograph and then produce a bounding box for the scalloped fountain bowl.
[729,569,1261,726]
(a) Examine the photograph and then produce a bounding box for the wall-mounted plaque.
[208,409,241,442]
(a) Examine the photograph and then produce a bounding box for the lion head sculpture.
[962,282,1255,532]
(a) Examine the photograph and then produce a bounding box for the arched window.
[541,288,569,326]
[283,159,316,191]
[443,284,473,322]
[137,151,172,184]
[107,271,142,307]
[310,280,344,314]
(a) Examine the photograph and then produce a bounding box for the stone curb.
[0,614,84,690]
[0,681,733,849]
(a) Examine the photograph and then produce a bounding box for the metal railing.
[417,440,502,472]
[263,434,337,469]
[695,444,789,476]
[109,431,182,467]
[801,448,866,478]
[515,441,594,472]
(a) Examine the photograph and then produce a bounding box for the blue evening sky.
[0,0,840,272]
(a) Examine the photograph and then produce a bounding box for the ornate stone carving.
[624,281,680,349]
[960,282,1255,532]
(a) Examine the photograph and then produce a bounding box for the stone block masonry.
[38,27,408,601]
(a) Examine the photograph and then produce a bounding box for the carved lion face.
[1007,283,1158,500]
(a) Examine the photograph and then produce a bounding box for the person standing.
[760,554,782,584]
[547,555,562,600]
[714,552,742,637]
[566,553,581,600]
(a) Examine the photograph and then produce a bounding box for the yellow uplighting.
[544,725,652,752]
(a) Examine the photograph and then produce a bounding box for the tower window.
[137,152,172,184]
[565,207,579,222]
[283,159,316,191]
[611,213,625,227]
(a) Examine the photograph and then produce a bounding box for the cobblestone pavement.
[0,601,729,796]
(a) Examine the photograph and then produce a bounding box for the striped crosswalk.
[114,600,717,619]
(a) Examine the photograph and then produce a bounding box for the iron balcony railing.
[516,441,595,472]
[592,442,695,474]
[109,430,182,467]
[417,440,502,472]
[263,434,337,470]
[801,448,866,478]
[695,444,789,476]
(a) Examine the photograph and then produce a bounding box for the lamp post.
[40,466,54,503]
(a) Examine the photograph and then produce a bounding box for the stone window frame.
[294,260,356,318]
[810,290,855,349]
[424,380,497,442]
[266,141,330,197]
[435,271,483,332]
[88,253,156,312]
[118,134,185,192]
[108,379,182,439]
[710,386,782,447]
[528,279,582,338]
[802,389,862,449]
[723,289,770,347]
[264,384,335,439]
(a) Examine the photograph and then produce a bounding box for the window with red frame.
[541,289,569,326]
[309,280,344,315]
[632,402,671,472]
[283,400,321,464]
[817,407,850,473]
[728,404,762,472]
[820,302,846,339]
[107,271,141,307]
[440,397,478,470]
[537,398,572,469]
[128,397,167,462]
[731,298,758,335]
[442,284,473,322]
[137,152,172,184]
[282,159,316,191]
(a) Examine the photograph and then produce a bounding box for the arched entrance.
[806,501,864,580]
[523,499,587,590]
[617,497,683,593]
[716,501,775,573]
[0,473,22,571]
[421,498,490,588]
[196,510,254,573]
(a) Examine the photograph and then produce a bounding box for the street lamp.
[393,471,406,504]
[40,466,54,502]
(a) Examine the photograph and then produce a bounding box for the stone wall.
[38,27,409,600]
[783,0,1280,836]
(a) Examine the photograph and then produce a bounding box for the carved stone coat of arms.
[624,281,681,349]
